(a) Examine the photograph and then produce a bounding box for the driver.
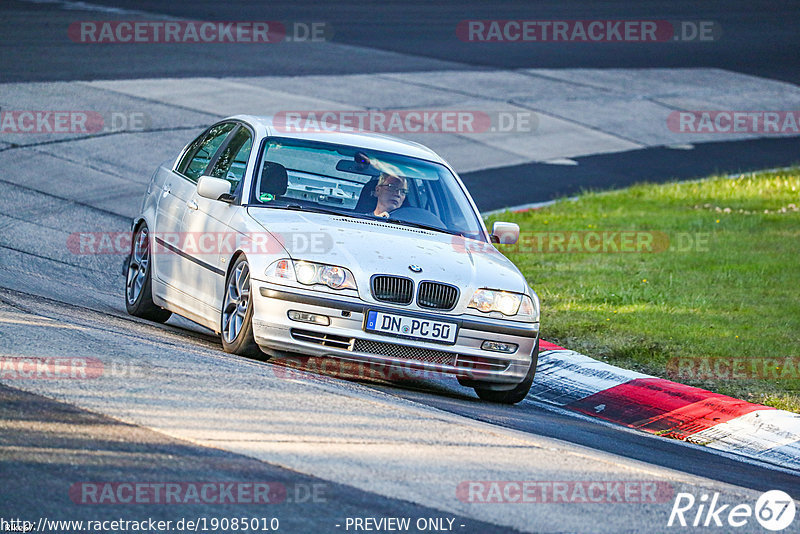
[372,173,408,217]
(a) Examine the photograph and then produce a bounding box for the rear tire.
[125,223,172,323]
[220,255,265,358]
[474,338,539,405]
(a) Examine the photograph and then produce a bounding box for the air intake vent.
[455,355,511,373]
[371,275,413,305]
[290,329,353,350]
[417,281,459,310]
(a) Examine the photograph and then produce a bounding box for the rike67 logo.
[668,490,796,531]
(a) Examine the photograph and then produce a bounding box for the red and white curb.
[531,341,800,471]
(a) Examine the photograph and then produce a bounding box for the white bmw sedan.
[125,115,540,404]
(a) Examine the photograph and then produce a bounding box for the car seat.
[260,162,288,198]
[354,177,410,214]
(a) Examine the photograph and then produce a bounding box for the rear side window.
[176,123,236,182]
[208,127,253,193]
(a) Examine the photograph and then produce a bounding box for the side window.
[175,131,206,175]
[177,123,236,182]
[209,128,253,192]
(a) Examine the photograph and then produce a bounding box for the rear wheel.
[220,256,265,358]
[125,224,172,323]
[474,338,539,405]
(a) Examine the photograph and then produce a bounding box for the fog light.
[481,340,518,354]
[288,310,330,326]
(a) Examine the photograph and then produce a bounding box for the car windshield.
[248,137,486,240]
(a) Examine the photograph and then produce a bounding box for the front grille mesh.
[417,281,459,310]
[291,329,511,371]
[353,339,456,365]
[371,275,413,304]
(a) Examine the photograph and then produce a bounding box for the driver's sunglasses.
[379,184,408,195]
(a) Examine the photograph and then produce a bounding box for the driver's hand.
[376,211,390,218]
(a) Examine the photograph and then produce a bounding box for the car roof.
[228,114,449,165]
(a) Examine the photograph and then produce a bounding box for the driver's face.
[376,176,407,211]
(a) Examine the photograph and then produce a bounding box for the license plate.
[365,310,458,344]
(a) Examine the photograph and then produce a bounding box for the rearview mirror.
[197,175,233,202]
[491,221,520,244]
[335,157,380,176]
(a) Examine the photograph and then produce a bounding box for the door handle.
[187,199,199,210]
[162,183,171,197]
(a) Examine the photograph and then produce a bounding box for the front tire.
[474,338,539,405]
[125,223,172,323]
[220,255,265,358]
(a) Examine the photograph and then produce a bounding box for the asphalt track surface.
[4,0,800,83]
[1,1,800,532]
[0,382,511,533]
[2,0,799,208]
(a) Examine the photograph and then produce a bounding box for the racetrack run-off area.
[534,341,800,471]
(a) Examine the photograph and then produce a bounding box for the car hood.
[247,208,528,294]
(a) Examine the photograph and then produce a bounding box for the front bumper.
[251,283,539,387]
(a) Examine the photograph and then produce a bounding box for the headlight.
[319,265,348,287]
[468,289,538,320]
[267,259,295,281]
[266,259,357,290]
[295,262,317,284]
[518,293,539,321]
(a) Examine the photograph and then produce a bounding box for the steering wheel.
[388,207,445,228]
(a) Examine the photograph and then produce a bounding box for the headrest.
[260,162,288,196]
[354,177,379,213]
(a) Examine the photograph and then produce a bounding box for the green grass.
[488,169,800,411]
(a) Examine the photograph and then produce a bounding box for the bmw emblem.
[409,265,422,273]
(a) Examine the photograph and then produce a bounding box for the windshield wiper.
[283,204,346,216]
[382,217,462,237]
[265,204,373,220]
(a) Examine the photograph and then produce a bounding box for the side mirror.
[197,175,234,203]
[491,221,520,244]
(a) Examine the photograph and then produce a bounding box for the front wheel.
[125,223,172,323]
[474,338,539,405]
[220,256,266,358]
